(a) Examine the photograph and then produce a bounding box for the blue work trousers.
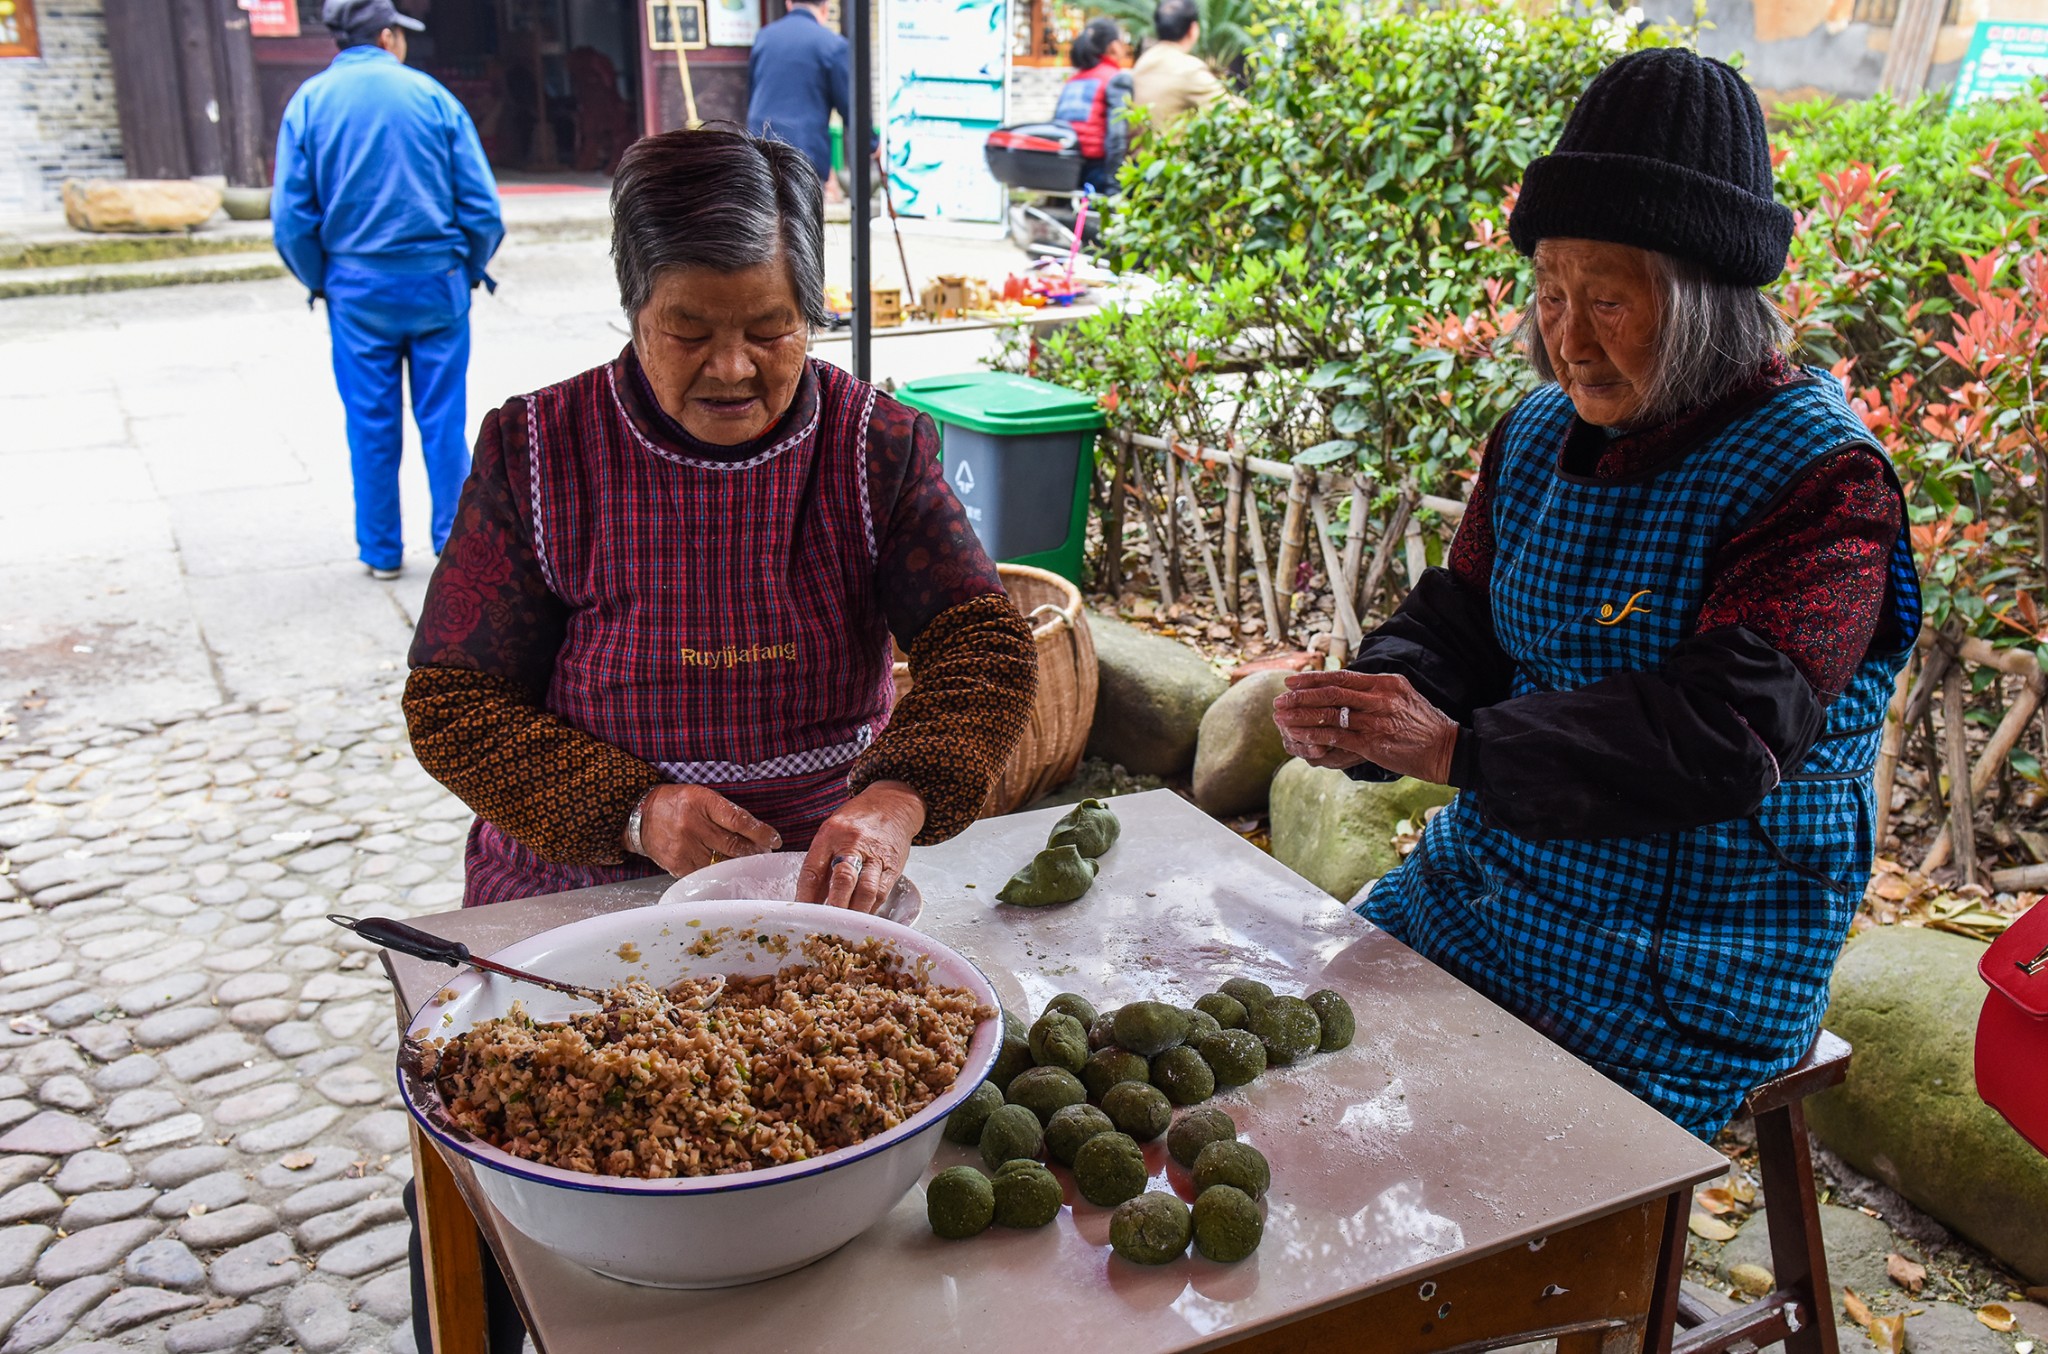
[324,259,473,571]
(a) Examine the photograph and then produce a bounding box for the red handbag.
[1977,898,2048,1156]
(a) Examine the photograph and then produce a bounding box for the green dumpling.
[927,1166,995,1239]
[1101,1080,1173,1142]
[1194,992,1248,1030]
[978,1103,1044,1170]
[1196,1029,1267,1088]
[1043,992,1099,1028]
[1087,1009,1121,1051]
[1167,1106,1237,1168]
[1029,1011,1089,1073]
[1072,1131,1148,1207]
[1150,1045,1216,1106]
[1109,1192,1191,1264]
[1047,798,1120,857]
[1307,989,1356,1051]
[942,1080,1005,1145]
[992,1159,1063,1228]
[1081,1047,1151,1103]
[996,845,1098,907]
[1217,978,1274,1013]
[1182,1007,1224,1042]
[988,1026,1035,1095]
[1113,1001,1189,1057]
[1192,1184,1263,1262]
[1249,995,1322,1065]
[1192,1140,1270,1201]
[1007,1065,1087,1125]
[1045,1103,1116,1165]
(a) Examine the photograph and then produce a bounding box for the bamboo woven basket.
[891,564,1098,818]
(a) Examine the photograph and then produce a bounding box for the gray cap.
[323,0,425,37]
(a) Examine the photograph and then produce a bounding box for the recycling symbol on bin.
[952,460,976,496]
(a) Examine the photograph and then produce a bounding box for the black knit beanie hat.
[1507,48,1794,288]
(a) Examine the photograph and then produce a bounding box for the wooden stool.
[1665,1030,1851,1354]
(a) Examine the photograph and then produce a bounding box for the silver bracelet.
[623,788,656,858]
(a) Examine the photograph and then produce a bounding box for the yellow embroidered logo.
[1595,590,1654,627]
[679,643,798,669]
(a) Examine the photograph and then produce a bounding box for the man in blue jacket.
[273,0,504,580]
[746,0,852,186]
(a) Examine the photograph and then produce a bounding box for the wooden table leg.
[411,1123,492,1354]
[1213,1198,1666,1354]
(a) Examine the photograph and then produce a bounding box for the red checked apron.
[462,356,896,907]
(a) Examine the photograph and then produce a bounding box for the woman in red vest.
[402,127,1039,915]
[1053,17,1134,196]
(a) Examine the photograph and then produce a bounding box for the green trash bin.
[895,372,1105,586]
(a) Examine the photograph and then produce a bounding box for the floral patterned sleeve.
[403,403,661,866]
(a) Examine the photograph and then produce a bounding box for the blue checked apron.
[1362,373,1921,1137]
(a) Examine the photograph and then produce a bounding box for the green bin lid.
[894,371,1105,437]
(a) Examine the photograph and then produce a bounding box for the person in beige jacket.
[1131,0,1227,132]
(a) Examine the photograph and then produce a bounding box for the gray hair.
[609,127,829,328]
[1514,247,1791,428]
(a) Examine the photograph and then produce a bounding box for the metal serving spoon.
[329,914,724,1012]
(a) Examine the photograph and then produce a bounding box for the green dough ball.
[1113,1001,1190,1057]
[1167,1106,1238,1169]
[1150,1045,1216,1106]
[943,1080,1005,1145]
[978,1103,1044,1170]
[1087,1010,1121,1051]
[1081,1047,1151,1103]
[1307,989,1356,1051]
[1029,1011,1089,1073]
[1101,1080,1173,1142]
[1043,992,1099,1028]
[1192,1139,1270,1201]
[927,1166,995,1239]
[1003,1005,1030,1044]
[1047,798,1120,857]
[1109,1192,1191,1264]
[1072,1131,1148,1207]
[1192,1184,1263,1262]
[1182,1007,1223,1042]
[1195,1029,1267,1088]
[989,1031,1035,1094]
[996,845,1098,906]
[991,1160,1064,1228]
[1194,992,1247,1030]
[1007,1065,1087,1126]
[1249,995,1322,1065]
[1045,1103,1117,1166]
[1217,978,1274,1013]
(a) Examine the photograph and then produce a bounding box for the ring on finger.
[832,852,866,877]
[1338,706,1351,730]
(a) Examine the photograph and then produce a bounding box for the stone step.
[0,251,289,300]
[0,220,277,270]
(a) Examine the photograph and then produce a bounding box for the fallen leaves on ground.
[1979,1304,2018,1332]
[1688,1212,1737,1242]
[1868,1314,1907,1352]
[1887,1252,1927,1294]
[1845,1288,1874,1325]
[1859,860,2029,939]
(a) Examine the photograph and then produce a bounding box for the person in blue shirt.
[746,0,853,185]
[272,0,504,581]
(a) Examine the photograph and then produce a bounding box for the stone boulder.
[1267,758,1455,901]
[1191,670,1292,817]
[1084,615,1227,778]
[1807,925,2048,1284]
[62,179,221,233]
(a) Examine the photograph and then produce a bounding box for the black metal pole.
[849,0,872,381]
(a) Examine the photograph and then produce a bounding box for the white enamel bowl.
[658,852,923,925]
[398,899,999,1288]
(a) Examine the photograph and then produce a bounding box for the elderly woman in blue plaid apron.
[1272,49,1921,1138]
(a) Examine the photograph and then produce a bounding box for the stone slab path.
[0,679,460,1354]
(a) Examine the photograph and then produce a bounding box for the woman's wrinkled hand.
[1270,671,1458,784]
[796,781,926,912]
[634,784,782,877]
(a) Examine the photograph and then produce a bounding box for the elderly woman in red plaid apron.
[402,127,1039,913]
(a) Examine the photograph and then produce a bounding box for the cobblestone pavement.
[0,679,461,1354]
